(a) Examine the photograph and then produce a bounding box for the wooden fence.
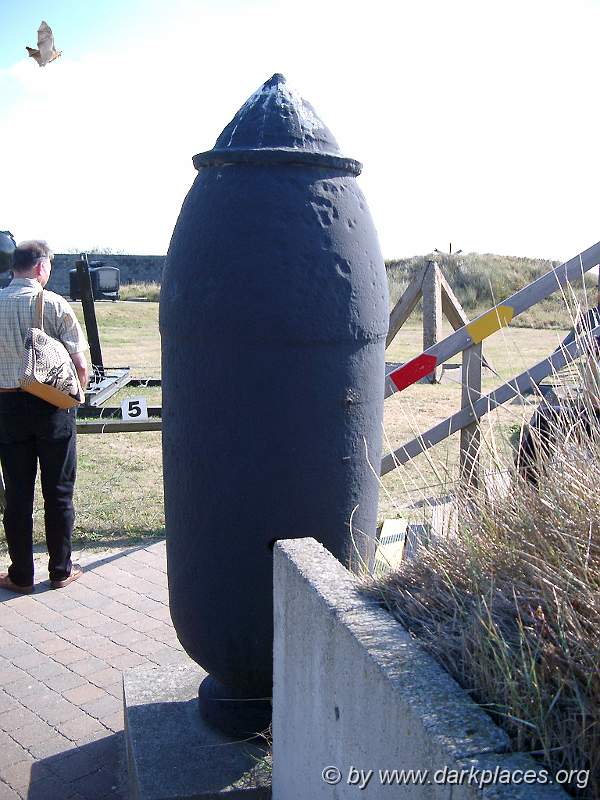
[382,240,600,489]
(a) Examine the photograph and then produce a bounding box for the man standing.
[0,241,88,593]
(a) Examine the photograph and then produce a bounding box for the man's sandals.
[50,564,83,589]
[0,564,83,594]
[0,574,34,594]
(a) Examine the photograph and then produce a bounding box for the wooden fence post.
[422,261,443,382]
[459,343,482,489]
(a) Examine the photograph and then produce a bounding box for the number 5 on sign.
[121,397,148,421]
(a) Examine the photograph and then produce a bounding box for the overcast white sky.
[1,0,599,261]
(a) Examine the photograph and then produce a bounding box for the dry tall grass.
[366,333,600,796]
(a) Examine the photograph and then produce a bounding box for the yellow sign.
[467,305,514,344]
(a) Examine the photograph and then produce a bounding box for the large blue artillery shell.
[160,74,388,697]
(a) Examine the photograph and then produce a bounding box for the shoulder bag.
[19,290,85,408]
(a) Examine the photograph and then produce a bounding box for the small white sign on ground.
[121,397,149,421]
[375,517,409,573]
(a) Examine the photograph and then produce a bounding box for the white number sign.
[121,397,149,421]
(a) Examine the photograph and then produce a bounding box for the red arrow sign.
[389,354,438,392]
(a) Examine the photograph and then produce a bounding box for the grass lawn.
[0,299,573,552]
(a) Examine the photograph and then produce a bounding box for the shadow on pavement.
[27,731,125,800]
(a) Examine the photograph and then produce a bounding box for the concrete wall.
[272,538,568,799]
[46,254,166,295]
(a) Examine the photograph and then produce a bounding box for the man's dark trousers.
[0,392,76,587]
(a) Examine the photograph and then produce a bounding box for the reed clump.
[366,398,600,796]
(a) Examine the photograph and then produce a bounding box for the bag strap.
[35,289,44,331]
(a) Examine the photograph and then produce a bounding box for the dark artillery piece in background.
[71,254,162,422]
[0,231,16,286]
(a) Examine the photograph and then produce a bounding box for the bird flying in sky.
[26,21,61,67]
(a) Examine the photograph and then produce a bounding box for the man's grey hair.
[12,240,53,273]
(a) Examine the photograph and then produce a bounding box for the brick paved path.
[0,540,191,800]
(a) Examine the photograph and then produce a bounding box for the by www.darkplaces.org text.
[321,764,589,791]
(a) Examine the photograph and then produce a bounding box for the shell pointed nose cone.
[265,72,287,87]
[213,73,342,156]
